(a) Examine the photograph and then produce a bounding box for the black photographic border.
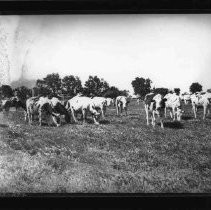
[0,0,211,209]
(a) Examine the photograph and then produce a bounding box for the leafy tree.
[207,89,211,93]
[83,76,110,97]
[174,88,180,95]
[189,82,202,94]
[0,85,13,98]
[103,86,121,98]
[35,79,51,96]
[119,90,129,97]
[43,73,62,94]
[153,87,169,96]
[131,77,152,98]
[14,86,32,100]
[36,79,46,88]
[62,75,83,97]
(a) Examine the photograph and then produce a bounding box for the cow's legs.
[124,107,128,116]
[39,109,42,126]
[203,105,207,120]
[70,108,78,123]
[208,108,210,116]
[82,109,86,124]
[24,111,28,122]
[92,115,99,125]
[151,111,156,128]
[103,106,106,117]
[160,116,164,129]
[145,105,149,126]
[27,109,32,125]
[164,107,167,118]
[116,102,119,115]
[151,116,155,128]
[192,104,197,119]
[101,107,105,119]
[52,115,60,127]
[172,108,176,121]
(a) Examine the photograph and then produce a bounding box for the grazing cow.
[164,93,183,121]
[191,92,211,119]
[26,96,60,126]
[65,96,101,125]
[115,96,130,116]
[91,97,108,119]
[144,93,167,129]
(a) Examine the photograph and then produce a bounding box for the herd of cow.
[0,91,211,129]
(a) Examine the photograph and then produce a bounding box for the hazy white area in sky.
[1,14,211,93]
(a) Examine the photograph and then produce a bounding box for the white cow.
[115,96,129,116]
[164,93,183,121]
[191,92,211,119]
[26,96,60,126]
[144,93,167,129]
[65,96,101,125]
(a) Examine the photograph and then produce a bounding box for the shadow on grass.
[159,121,184,129]
[99,119,110,124]
[0,123,9,128]
[129,113,139,116]
[182,116,193,121]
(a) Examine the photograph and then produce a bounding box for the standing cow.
[164,93,183,121]
[144,93,167,129]
[191,92,211,119]
[115,96,129,116]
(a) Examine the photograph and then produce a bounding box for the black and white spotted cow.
[144,93,167,129]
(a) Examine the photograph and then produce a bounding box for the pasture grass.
[0,101,210,193]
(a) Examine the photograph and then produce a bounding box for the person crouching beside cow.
[49,96,70,125]
[144,93,167,129]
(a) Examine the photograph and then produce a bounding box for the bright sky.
[1,14,211,94]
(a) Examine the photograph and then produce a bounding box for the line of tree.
[131,77,206,98]
[0,73,129,100]
[0,73,208,101]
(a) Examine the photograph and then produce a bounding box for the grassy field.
[0,100,210,193]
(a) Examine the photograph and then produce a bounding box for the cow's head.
[152,94,167,114]
[120,97,128,110]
